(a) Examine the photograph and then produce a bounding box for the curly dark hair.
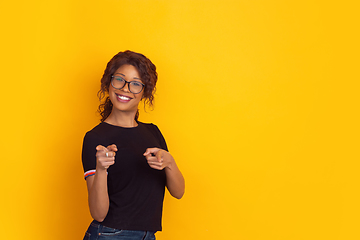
[97,50,158,122]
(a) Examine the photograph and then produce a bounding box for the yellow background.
[1,0,359,239]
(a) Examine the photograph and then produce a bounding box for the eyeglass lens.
[112,76,144,94]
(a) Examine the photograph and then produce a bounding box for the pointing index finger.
[143,147,160,156]
[107,144,118,152]
[96,145,107,152]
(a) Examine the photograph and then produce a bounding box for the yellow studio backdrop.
[0,0,359,239]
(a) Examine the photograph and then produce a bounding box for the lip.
[115,93,132,103]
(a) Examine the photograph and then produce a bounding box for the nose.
[121,82,131,93]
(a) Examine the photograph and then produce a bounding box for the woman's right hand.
[95,144,118,170]
[87,144,117,222]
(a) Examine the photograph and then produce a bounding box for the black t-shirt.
[82,121,168,232]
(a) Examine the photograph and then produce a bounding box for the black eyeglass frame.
[111,75,145,94]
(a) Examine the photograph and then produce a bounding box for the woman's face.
[108,64,144,114]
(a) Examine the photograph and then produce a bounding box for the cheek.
[108,85,114,93]
[108,89,114,99]
[140,89,146,99]
[108,88,118,104]
[135,91,145,100]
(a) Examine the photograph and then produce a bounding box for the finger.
[101,158,115,165]
[105,151,116,157]
[144,155,158,162]
[107,144,118,152]
[98,155,115,162]
[148,163,163,170]
[106,159,115,165]
[148,161,163,167]
[143,147,160,156]
[96,145,107,151]
[145,151,163,162]
[156,151,163,163]
[97,157,115,170]
[103,160,115,169]
[96,147,109,158]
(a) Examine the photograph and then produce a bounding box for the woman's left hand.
[144,147,185,199]
[143,148,174,170]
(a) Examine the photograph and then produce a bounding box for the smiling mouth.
[116,93,132,101]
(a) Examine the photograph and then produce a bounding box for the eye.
[131,81,143,87]
[114,76,125,82]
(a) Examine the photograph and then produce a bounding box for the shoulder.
[138,121,160,132]
[138,121,156,128]
[83,122,108,140]
[138,121,165,140]
[89,122,108,133]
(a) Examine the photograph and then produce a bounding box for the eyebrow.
[114,73,141,81]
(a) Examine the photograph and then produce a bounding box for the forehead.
[114,64,140,78]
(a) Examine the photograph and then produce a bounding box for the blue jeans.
[83,220,156,240]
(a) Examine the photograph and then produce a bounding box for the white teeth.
[118,95,130,100]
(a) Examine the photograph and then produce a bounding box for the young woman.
[81,50,185,240]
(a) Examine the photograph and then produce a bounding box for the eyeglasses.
[111,75,145,94]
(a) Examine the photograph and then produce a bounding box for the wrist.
[165,159,176,171]
[95,166,108,173]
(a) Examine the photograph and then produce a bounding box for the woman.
[81,50,185,240]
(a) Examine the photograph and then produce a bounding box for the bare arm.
[164,157,185,199]
[144,148,185,199]
[86,144,117,222]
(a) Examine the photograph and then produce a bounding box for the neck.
[105,109,138,127]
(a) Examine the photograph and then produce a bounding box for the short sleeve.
[152,124,168,152]
[82,131,101,179]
